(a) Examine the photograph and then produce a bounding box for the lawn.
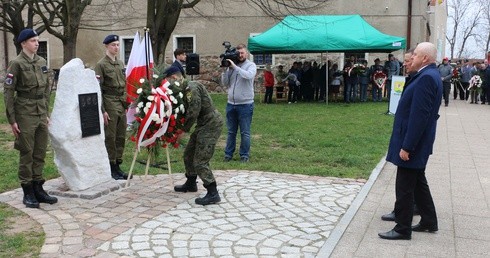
[0,91,394,256]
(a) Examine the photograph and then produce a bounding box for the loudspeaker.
[186,53,200,75]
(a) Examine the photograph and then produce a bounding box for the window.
[174,35,195,55]
[38,41,49,66]
[121,37,134,65]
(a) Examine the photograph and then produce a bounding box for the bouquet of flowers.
[451,68,461,84]
[468,75,482,90]
[348,64,366,76]
[372,70,387,89]
[129,74,186,151]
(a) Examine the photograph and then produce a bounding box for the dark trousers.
[264,87,273,103]
[461,82,469,100]
[442,82,451,105]
[394,166,437,235]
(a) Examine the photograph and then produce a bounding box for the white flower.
[151,113,159,121]
[137,102,144,108]
[175,81,180,86]
[136,88,143,94]
[136,107,140,113]
[166,109,172,117]
[170,95,176,103]
[147,95,155,101]
[167,89,173,95]
[175,107,180,114]
[174,113,178,119]
[143,106,149,114]
[152,74,159,79]
[179,104,184,110]
[139,78,145,84]
[181,106,185,113]
[145,102,152,108]
[179,92,183,99]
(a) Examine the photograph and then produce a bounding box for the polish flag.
[126,31,154,124]
[125,31,154,103]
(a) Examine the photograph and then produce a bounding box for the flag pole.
[144,28,151,80]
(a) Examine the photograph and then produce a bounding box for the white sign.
[388,75,406,114]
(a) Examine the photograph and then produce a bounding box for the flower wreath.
[348,63,366,77]
[129,75,186,151]
[372,70,387,89]
[468,75,482,90]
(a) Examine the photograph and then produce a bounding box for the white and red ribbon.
[136,79,173,151]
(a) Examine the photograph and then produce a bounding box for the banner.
[388,75,406,114]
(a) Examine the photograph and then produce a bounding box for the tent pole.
[326,52,329,105]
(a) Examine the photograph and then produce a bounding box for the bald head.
[411,42,437,71]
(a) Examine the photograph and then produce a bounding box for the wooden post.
[165,147,174,188]
[125,148,139,187]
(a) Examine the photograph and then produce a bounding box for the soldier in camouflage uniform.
[166,66,223,206]
[94,35,130,180]
[3,28,58,208]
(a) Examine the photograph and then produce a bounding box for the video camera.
[220,41,240,67]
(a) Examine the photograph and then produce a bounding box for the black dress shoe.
[381,211,395,221]
[412,223,438,232]
[378,229,411,240]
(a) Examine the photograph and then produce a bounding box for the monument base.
[44,177,127,200]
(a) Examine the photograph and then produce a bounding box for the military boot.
[174,175,198,192]
[110,162,124,180]
[21,183,40,208]
[195,182,221,205]
[32,180,58,204]
[115,160,132,180]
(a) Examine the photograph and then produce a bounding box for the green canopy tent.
[248,14,406,53]
[248,15,406,104]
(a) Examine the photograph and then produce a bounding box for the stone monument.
[49,58,112,191]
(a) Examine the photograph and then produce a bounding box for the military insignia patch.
[186,91,192,102]
[5,73,13,85]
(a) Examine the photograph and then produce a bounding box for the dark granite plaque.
[78,93,101,138]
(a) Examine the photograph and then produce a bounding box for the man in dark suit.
[172,48,187,78]
[379,42,442,240]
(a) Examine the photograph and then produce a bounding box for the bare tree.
[477,0,490,55]
[0,0,49,53]
[147,0,327,64]
[446,0,483,59]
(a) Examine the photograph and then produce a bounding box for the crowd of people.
[447,58,490,106]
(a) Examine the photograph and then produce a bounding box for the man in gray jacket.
[438,57,453,106]
[221,44,257,162]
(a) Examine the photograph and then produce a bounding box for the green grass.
[0,91,394,256]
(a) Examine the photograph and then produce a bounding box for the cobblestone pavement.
[0,170,366,257]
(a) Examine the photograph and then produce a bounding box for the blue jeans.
[360,83,368,102]
[225,103,254,159]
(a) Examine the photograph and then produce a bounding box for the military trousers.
[104,108,127,163]
[183,123,222,186]
[15,114,48,184]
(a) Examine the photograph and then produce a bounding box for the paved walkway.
[330,99,490,257]
[0,99,488,257]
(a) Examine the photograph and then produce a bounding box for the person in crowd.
[171,48,187,78]
[263,64,274,104]
[482,60,490,105]
[452,61,462,100]
[468,62,481,104]
[370,58,385,102]
[287,62,301,104]
[460,59,474,100]
[329,63,342,102]
[379,42,441,240]
[95,34,131,180]
[221,44,257,162]
[359,60,369,102]
[312,61,322,101]
[274,64,288,100]
[3,28,58,208]
[438,57,453,107]
[168,66,224,206]
[343,55,358,103]
[384,53,401,101]
[300,60,314,101]
[319,61,329,102]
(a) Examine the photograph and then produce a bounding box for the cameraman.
[221,44,257,162]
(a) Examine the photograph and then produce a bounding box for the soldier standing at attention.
[3,28,58,208]
[94,35,130,180]
[166,66,224,206]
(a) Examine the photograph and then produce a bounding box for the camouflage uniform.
[182,81,223,186]
[94,56,127,164]
[4,51,50,184]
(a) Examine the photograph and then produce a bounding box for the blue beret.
[165,65,181,77]
[17,29,38,43]
[103,34,119,45]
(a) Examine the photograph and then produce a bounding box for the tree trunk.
[63,38,77,64]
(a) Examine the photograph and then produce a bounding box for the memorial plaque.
[78,93,101,138]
